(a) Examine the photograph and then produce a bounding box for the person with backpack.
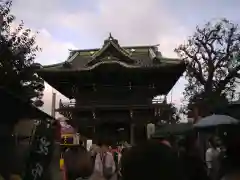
[94,142,116,180]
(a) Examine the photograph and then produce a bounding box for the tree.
[175,19,240,116]
[0,0,44,106]
[157,103,180,124]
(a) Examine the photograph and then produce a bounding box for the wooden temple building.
[37,34,186,145]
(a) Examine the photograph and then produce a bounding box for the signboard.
[23,119,54,180]
[61,134,74,145]
[60,133,80,146]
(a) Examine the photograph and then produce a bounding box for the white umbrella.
[194,114,239,128]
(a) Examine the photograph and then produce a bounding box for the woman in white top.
[206,137,220,180]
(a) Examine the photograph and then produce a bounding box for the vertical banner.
[23,118,54,180]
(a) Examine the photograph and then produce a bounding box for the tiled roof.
[40,34,184,71]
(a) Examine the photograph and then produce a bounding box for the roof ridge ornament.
[89,33,134,64]
[109,33,113,40]
[103,32,115,46]
[106,32,119,45]
[152,44,162,58]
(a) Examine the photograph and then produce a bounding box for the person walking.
[206,137,221,180]
[93,141,116,180]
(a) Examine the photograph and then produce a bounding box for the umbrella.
[152,123,193,138]
[194,114,239,128]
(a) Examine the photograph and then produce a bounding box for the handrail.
[73,84,157,89]
[60,101,76,107]
[59,99,159,109]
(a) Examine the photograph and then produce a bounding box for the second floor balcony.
[58,95,167,110]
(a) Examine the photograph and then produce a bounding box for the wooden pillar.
[129,108,134,145]
[130,123,135,145]
[51,92,56,118]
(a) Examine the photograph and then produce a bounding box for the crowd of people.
[61,132,240,180]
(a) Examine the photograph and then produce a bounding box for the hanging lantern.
[146,123,155,139]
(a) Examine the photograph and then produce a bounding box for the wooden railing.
[58,99,162,109]
[59,100,76,108]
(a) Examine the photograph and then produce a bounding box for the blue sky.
[11,0,240,115]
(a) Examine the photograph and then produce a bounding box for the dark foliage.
[186,91,229,116]
[175,19,240,116]
[0,0,44,106]
[157,103,181,124]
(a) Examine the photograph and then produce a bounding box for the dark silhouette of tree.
[0,0,44,106]
[153,96,180,124]
[175,19,240,116]
[186,92,229,117]
[157,103,180,124]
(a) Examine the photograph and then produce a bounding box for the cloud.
[35,29,76,65]
[58,0,190,57]
[13,0,190,57]
[11,0,65,29]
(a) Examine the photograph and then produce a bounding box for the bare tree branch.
[175,19,240,116]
